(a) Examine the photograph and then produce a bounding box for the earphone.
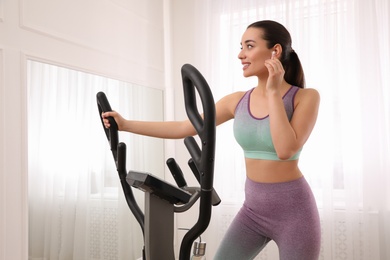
[271,50,276,57]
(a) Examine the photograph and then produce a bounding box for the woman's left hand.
[264,53,285,93]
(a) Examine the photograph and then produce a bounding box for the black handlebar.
[96,92,119,160]
[166,158,187,188]
[179,64,216,260]
[96,92,145,236]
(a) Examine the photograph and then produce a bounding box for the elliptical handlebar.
[96,92,145,236]
[179,64,216,260]
[166,158,188,189]
[96,92,119,160]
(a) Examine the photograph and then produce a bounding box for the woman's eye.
[240,44,254,50]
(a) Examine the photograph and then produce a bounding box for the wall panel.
[0,1,3,22]
[0,48,5,260]
[21,0,164,73]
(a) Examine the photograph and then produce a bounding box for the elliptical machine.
[97,64,220,260]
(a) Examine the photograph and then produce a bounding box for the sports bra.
[233,86,301,161]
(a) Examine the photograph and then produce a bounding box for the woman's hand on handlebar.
[102,111,198,139]
[102,111,125,130]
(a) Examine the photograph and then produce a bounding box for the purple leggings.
[214,176,321,260]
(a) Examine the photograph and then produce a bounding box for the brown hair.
[247,20,305,88]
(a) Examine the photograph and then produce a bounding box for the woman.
[103,20,321,260]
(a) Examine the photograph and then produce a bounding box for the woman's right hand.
[101,111,125,131]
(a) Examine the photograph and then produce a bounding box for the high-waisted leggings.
[214,176,321,260]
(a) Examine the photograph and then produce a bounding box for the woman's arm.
[265,53,320,160]
[102,91,242,139]
[102,111,196,139]
[268,88,320,160]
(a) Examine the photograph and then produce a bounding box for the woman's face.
[238,27,273,78]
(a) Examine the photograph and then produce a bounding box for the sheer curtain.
[190,0,390,259]
[27,60,164,260]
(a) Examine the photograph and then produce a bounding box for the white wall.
[170,0,198,181]
[0,0,166,259]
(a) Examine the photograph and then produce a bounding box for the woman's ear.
[272,44,283,58]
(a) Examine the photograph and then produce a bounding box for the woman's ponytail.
[284,50,305,88]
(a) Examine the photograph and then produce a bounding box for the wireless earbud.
[271,51,276,57]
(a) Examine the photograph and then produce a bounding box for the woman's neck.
[255,78,291,96]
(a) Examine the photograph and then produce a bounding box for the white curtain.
[27,60,164,260]
[189,0,390,259]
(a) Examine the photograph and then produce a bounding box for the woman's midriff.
[245,158,302,183]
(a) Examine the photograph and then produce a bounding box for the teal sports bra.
[233,86,301,161]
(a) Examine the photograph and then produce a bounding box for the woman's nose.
[238,50,245,59]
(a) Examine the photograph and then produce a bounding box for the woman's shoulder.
[215,90,248,120]
[294,87,320,108]
[227,90,248,99]
[218,90,248,102]
[296,87,320,101]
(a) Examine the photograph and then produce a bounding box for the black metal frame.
[96,64,218,260]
